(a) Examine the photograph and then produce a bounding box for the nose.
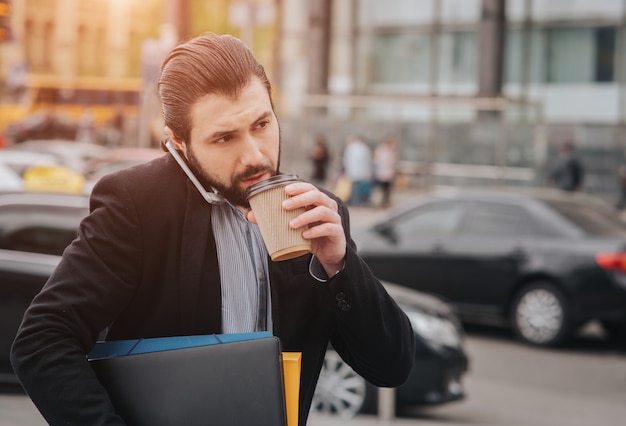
[239,134,265,166]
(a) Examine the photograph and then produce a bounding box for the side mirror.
[373,223,398,244]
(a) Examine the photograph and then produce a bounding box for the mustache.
[235,164,277,182]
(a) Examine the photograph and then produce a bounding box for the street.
[310,323,626,426]
[2,323,625,426]
[401,323,626,426]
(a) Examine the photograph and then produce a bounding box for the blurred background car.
[21,165,86,195]
[0,191,89,384]
[2,144,162,195]
[311,281,468,418]
[0,148,90,195]
[6,112,78,144]
[353,187,626,347]
[0,164,23,192]
[82,147,164,191]
[0,190,469,417]
[0,149,60,179]
[8,139,108,173]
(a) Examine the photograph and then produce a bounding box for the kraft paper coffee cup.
[246,174,312,261]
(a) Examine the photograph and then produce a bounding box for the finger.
[283,188,337,213]
[301,221,343,240]
[289,205,341,230]
[284,182,316,196]
[246,209,258,224]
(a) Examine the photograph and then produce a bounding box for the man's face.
[177,78,280,208]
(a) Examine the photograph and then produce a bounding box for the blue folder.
[88,331,273,359]
[88,332,286,426]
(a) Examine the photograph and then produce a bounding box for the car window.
[2,226,77,255]
[0,203,84,256]
[544,199,626,238]
[456,202,533,237]
[392,201,465,238]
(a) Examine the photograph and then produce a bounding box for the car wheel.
[510,282,571,347]
[311,350,376,418]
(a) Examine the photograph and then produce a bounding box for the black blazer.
[11,153,415,426]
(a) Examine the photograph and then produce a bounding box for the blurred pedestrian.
[342,134,373,206]
[548,140,584,192]
[76,107,96,144]
[373,135,398,207]
[309,134,330,186]
[104,106,124,147]
[11,33,415,426]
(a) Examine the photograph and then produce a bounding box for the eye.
[216,134,233,143]
[255,120,270,130]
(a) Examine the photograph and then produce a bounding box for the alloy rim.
[310,351,366,418]
[515,288,564,344]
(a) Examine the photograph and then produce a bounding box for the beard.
[185,143,281,208]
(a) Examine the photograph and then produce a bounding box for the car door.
[359,200,468,296]
[438,201,535,318]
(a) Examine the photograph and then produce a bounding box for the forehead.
[189,78,272,135]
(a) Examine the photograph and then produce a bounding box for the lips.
[241,172,270,186]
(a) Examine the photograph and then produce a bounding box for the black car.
[354,187,626,347]
[0,190,469,416]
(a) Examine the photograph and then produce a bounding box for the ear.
[164,126,186,155]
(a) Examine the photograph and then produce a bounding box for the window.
[2,226,77,256]
[544,199,626,238]
[595,27,616,82]
[505,26,616,84]
[457,202,532,237]
[505,28,544,84]
[358,0,427,26]
[0,204,86,255]
[546,26,616,83]
[372,32,432,84]
[439,31,477,84]
[392,202,465,239]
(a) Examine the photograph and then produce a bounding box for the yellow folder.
[282,352,301,426]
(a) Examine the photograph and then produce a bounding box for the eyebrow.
[204,111,273,142]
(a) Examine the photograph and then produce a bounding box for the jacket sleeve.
[10,174,143,426]
[326,195,416,387]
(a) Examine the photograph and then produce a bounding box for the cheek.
[211,158,236,180]
[191,146,232,180]
[264,129,281,157]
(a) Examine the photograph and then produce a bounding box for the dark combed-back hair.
[158,33,272,144]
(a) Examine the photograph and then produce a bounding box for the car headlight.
[405,310,463,349]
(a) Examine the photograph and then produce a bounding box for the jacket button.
[336,292,351,311]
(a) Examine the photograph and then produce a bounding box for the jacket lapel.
[179,180,222,334]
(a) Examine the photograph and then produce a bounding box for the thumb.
[246,209,258,224]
